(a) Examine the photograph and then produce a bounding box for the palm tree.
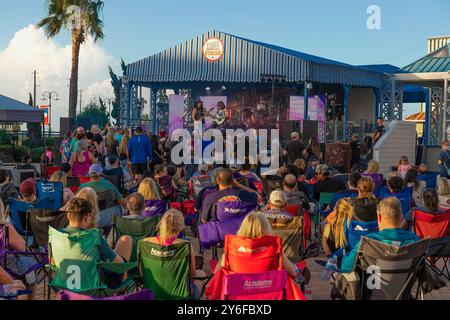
[37,0,104,127]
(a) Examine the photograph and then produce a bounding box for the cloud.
[0,24,118,131]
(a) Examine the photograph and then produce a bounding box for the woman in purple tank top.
[70,140,95,177]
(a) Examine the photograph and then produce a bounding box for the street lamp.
[41,91,59,136]
[104,97,115,125]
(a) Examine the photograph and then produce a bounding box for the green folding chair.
[137,240,208,300]
[313,192,336,238]
[47,227,137,298]
[111,215,161,262]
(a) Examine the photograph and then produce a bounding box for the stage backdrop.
[199,96,227,129]
[289,96,326,142]
[168,95,185,137]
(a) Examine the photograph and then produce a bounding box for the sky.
[0,0,449,130]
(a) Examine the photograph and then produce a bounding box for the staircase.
[373,121,417,174]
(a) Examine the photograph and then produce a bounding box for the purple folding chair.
[0,224,48,284]
[198,201,257,258]
[143,200,167,217]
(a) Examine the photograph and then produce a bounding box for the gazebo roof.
[398,44,450,74]
[127,30,385,88]
[0,94,43,123]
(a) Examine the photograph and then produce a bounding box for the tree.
[108,58,127,125]
[26,92,42,147]
[37,0,105,128]
[75,97,109,129]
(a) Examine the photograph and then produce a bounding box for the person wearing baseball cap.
[79,163,127,207]
[312,164,346,202]
[262,190,291,218]
[19,178,37,203]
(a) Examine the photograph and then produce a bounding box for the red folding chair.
[45,166,62,179]
[79,176,91,184]
[413,209,450,280]
[285,204,301,216]
[205,235,306,300]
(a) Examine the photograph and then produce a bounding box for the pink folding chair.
[223,270,287,300]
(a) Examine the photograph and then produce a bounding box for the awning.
[0,94,44,123]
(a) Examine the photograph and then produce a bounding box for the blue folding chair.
[417,172,439,189]
[36,181,63,213]
[344,219,379,253]
[7,197,55,237]
[378,188,413,216]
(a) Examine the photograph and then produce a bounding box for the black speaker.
[282,120,302,143]
[302,120,319,144]
[60,117,71,134]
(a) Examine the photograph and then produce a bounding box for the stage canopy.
[127,30,385,88]
[0,94,44,123]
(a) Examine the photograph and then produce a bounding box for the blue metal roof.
[127,30,385,88]
[398,44,450,74]
[0,94,43,122]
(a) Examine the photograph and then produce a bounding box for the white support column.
[445,78,449,141]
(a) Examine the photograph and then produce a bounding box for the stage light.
[205,87,211,92]
[221,86,226,91]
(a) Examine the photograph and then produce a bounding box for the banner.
[168,95,185,137]
[199,96,227,128]
[289,96,326,142]
[40,105,49,125]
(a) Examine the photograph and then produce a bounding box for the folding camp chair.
[285,204,301,216]
[66,176,81,194]
[0,286,33,300]
[267,215,304,264]
[313,192,335,238]
[79,176,91,184]
[27,208,68,248]
[103,174,125,196]
[47,227,137,299]
[43,166,61,180]
[223,270,287,300]
[341,237,430,300]
[137,240,208,300]
[261,176,283,198]
[57,289,153,300]
[0,224,48,289]
[36,180,63,213]
[198,200,256,260]
[111,215,161,262]
[96,188,117,211]
[8,197,56,238]
[413,209,450,280]
[143,199,168,217]
[344,219,379,254]
[0,181,17,206]
[205,235,306,300]
[11,169,35,188]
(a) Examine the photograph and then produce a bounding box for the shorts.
[131,163,148,175]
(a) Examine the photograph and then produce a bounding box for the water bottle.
[304,285,313,300]
[320,267,332,280]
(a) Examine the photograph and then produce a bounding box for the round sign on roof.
[203,37,224,62]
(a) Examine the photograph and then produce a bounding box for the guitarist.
[211,101,228,129]
[192,100,209,128]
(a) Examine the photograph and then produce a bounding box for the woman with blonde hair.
[74,187,99,228]
[216,211,297,278]
[362,160,383,187]
[49,170,74,205]
[138,177,161,201]
[437,177,450,210]
[118,132,130,173]
[105,127,119,157]
[143,209,206,297]
[365,160,380,174]
[322,198,354,257]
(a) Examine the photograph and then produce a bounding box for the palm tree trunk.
[68,28,84,128]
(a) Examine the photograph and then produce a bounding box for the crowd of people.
[0,122,449,300]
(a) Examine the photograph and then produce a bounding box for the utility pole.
[33,70,37,107]
[79,90,83,115]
